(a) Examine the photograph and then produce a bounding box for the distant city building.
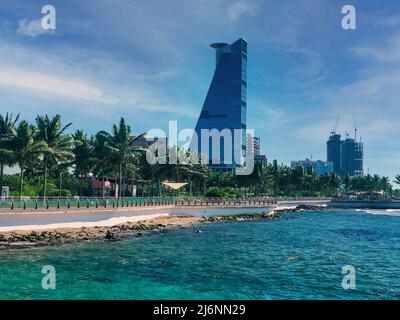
[247,136,267,166]
[191,38,248,171]
[327,133,342,174]
[326,132,363,177]
[255,154,268,166]
[253,137,260,156]
[340,136,364,177]
[291,159,333,175]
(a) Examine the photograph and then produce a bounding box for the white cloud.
[0,40,199,123]
[0,66,118,104]
[227,1,256,22]
[373,14,400,28]
[16,18,51,38]
[351,34,400,63]
[292,117,396,145]
[286,49,327,86]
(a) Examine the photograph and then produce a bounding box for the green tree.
[72,130,95,196]
[35,115,73,198]
[343,175,352,193]
[259,164,274,195]
[0,112,19,195]
[394,175,400,187]
[290,166,305,196]
[13,121,46,197]
[328,172,341,195]
[92,132,113,197]
[141,147,208,197]
[101,118,144,198]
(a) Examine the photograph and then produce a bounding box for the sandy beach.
[0,214,205,249]
[0,206,279,249]
[0,212,172,232]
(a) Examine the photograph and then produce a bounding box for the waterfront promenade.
[0,197,281,232]
[0,197,332,233]
[0,196,330,212]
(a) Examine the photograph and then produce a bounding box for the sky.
[0,0,399,180]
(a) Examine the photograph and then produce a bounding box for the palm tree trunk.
[80,172,84,197]
[0,162,4,196]
[43,157,48,199]
[101,162,105,198]
[19,166,24,199]
[132,172,135,197]
[59,172,63,197]
[119,163,122,199]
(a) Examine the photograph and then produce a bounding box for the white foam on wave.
[359,209,400,216]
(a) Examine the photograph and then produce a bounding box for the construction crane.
[330,116,340,135]
[353,116,358,141]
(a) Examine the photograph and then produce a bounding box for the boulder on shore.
[276,204,328,213]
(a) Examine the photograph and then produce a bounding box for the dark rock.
[105,231,115,239]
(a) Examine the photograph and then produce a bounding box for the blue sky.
[0,0,399,180]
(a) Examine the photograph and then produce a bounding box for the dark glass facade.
[326,133,364,177]
[192,38,248,170]
[327,133,342,175]
[340,138,364,177]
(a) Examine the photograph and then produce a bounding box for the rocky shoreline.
[0,212,279,250]
[274,204,329,213]
[205,211,278,222]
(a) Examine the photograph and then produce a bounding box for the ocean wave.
[359,209,400,216]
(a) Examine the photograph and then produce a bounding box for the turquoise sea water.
[1,209,400,300]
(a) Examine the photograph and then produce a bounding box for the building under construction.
[326,131,364,177]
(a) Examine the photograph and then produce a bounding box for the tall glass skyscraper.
[327,133,342,175]
[326,132,364,177]
[192,38,248,171]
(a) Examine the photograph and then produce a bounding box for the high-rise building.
[326,133,363,177]
[327,133,342,175]
[340,137,363,177]
[247,136,267,166]
[253,137,260,156]
[254,154,268,166]
[192,38,248,171]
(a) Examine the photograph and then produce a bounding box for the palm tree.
[138,146,205,197]
[260,164,274,195]
[318,173,331,196]
[35,115,73,198]
[92,132,112,197]
[304,168,318,195]
[0,113,19,195]
[236,161,263,196]
[290,166,305,196]
[394,175,400,187]
[101,118,144,198]
[271,160,279,194]
[13,121,46,198]
[378,176,392,197]
[372,174,381,192]
[343,174,352,193]
[72,130,95,196]
[328,172,341,195]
